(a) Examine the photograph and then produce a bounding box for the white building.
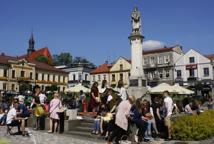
[56,64,94,87]
[174,49,213,96]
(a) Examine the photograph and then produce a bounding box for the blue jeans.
[92,119,100,132]
[144,120,153,139]
[0,115,7,124]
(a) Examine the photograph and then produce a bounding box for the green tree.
[35,55,51,65]
[53,52,72,66]
[73,56,96,68]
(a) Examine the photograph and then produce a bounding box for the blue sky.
[0,0,214,65]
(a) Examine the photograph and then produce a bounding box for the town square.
[0,0,214,144]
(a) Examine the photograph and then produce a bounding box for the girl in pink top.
[48,92,62,133]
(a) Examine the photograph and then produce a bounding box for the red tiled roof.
[0,54,66,74]
[0,54,17,64]
[205,54,214,60]
[143,47,174,55]
[19,47,53,63]
[28,60,67,74]
[91,63,112,74]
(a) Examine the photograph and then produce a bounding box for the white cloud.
[143,40,165,50]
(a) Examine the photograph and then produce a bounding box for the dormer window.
[189,57,195,63]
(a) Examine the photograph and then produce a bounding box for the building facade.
[56,64,94,87]
[0,54,68,92]
[143,45,183,87]
[109,57,131,87]
[0,34,68,93]
[90,63,111,86]
[174,49,214,96]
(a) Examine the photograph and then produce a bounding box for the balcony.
[17,77,31,82]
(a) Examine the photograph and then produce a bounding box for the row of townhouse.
[90,45,214,96]
[0,34,68,93]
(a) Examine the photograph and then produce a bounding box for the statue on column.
[131,7,141,34]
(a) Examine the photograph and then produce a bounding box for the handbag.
[35,104,45,117]
[95,96,101,103]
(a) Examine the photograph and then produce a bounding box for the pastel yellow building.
[109,57,131,87]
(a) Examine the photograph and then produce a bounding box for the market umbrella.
[149,83,177,94]
[172,84,194,95]
[65,84,90,93]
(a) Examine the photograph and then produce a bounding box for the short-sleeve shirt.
[6,108,16,124]
[164,96,173,117]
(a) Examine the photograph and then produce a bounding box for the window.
[189,57,195,63]
[103,74,106,80]
[120,64,123,70]
[98,75,101,81]
[41,74,44,80]
[164,55,170,63]
[78,75,82,81]
[47,74,50,81]
[144,58,148,65]
[12,84,15,91]
[30,72,33,80]
[159,69,163,79]
[112,74,115,82]
[128,73,131,77]
[3,83,6,90]
[165,70,170,78]
[3,69,7,77]
[21,70,25,77]
[36,73,38,80]
[120,73,123,81]
[53,75,55,82]
[189,69,195,77]
[58,75,60,82]
[151,57,155,65]
[12,70,15,78]
[85,74,88,81]
[177,70,182,78]
[73,74,76,81]
[93,75,95,81]
[204,68,209,76]
[158,56,163,64]
[63,76,65,83]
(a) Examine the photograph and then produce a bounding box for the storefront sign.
[186,64,197,70]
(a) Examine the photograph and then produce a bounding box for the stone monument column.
[127,7,148,99]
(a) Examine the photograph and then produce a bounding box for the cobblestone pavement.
[1,126,214,144]
[0,126,105,144]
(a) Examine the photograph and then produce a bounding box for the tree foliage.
[53,52,72,66]
[53,52,95,68]
[35,55,51,65]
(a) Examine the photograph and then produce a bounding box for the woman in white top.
[116,80,127,101]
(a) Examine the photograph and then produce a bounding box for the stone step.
[75,126,92,133]
[81,122,94,128]
[66,130,95,139]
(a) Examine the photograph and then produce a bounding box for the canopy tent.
[65,84,90,93]
[149,83,194,95]
[149,83,177,94]
[172,84,194,95]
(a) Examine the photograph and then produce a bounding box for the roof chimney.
[1,52,5,56]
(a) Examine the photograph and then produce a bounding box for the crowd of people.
[0,79,213,143]
[84,80,174,143]
[84,80,214,143]
[0,85,65,136]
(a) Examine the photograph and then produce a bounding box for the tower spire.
[28,32,35,55]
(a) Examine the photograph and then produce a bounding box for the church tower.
[27,33,35,55]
